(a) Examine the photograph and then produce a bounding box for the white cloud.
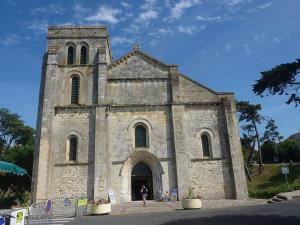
[85,6,122,25]
[141,0,157,10]
[121,2,131,8]
[257,2,273,9]
[31,4,65,15]
[149,27,174,36]
[223,0,246,7]
[272,37,281,44]
[225,43,232,51]
[139,9,159,21]
[243,43,251,53]
[111,36,133,46]
[5,0,16,6]
[177,25,204,34]
[197,15,222,22]
[246,2,274,13]
[170,0,201,20]
[26,20,48,35]
[253,33,266,43]
[2,34,21,46]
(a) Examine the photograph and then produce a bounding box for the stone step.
[111,201,181,215]
[276,194,288,201]
[273,197,283,202]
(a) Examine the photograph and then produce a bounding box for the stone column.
[97,45,108,104]
[169,65,190,199]
[171,105,190,199]
[32,49,58,202]
[222,96,248,199]
[94,107,109,199]
[94,44,109,199]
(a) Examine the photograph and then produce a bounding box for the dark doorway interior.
[131,162,153,201]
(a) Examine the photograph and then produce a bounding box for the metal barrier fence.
[52,198,88,217]
[25,197,88,224]
[26,202,52,225]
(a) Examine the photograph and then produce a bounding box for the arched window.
[135,125,147,148]
[80,46,87,64]
[71,76,79,104]
[69,135,77,161]
[67,46,75,65]
[201,134,211,157]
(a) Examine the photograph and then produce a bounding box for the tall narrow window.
[135,125,147,147]
[67,46,75,65]
[201,134,211,157]
[71,76,79,104]
[80,46,87,64]
[69,136,77,161]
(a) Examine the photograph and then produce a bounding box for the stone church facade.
[32,26,248,203]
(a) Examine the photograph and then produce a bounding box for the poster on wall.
[10,209,26,225]
[108,192,116,204]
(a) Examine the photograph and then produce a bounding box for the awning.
[0,160,27,176]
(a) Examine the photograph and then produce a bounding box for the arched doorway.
[131,162,153,200]
[119,151,164,201]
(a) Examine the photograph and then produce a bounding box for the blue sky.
[0,0,299,138]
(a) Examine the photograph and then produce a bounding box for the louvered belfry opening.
[67,46,75,65]
[71,76,79,104]
[69,136,77,161]
[80,46,87,64]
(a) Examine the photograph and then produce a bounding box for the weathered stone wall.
[182,105,235,199]
[54,165,88,198]
[51,109,91,164]
[107,106,177,201]
[48,109,92,199]
[108,106,173,161]
[179,75,219,103]
[106,80,169,105]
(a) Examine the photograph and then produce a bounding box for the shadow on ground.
[160,215,300,225]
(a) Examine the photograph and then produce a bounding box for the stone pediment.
[108,50,169,79]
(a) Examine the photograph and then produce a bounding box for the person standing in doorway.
[140,183,148,207]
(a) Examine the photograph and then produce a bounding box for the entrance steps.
[110,199,267,215]
[111,201,181,215]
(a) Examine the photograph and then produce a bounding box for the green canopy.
[0,161,27,176]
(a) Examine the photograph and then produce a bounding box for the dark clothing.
[141,187,148,194]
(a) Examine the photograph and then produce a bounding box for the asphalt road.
[69,199,300,225]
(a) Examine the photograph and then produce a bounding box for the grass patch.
[248,164,300,198]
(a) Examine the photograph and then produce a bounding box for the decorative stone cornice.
[190,157,226,162]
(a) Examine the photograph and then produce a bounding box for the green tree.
[253,59,300,106]
[0,108,34,159]
[240,124,256,166]
[0,108,34,203]
[261,119,283,162]
[278,139,300,162]
[237,101,264,172]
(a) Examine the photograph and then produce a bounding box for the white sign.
[108,192,116,204]
[281,166,289,175]
[10,209,26,225]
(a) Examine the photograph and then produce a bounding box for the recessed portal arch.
[119,151,164,201]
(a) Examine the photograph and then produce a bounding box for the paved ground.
[69,199,300,225]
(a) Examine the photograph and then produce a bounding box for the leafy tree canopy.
[253,59,300,106]
[236,101,262,123]
[0,108,34,159]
